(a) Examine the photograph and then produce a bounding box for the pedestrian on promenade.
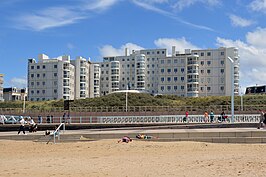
[38,115,42,124]
[18,117,27,135]
[204,111,209,123]
[210,110,214,123]
[257,110,265,129]
[185,111,189,122]
[62,112,66,123]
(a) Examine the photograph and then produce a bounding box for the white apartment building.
[0,74,4,101]
[28,54,100,101]
[100,47,239,97]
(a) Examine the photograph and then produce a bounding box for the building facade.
[100,47,239,97]
[28,54,100,101]
[3,87,27,101]
[0,74,3,101]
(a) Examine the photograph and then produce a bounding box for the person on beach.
[257,110,265,129]
[29,117,37,132]
[18,117,27,135]
[136,134,158,139]
[118,136,132,143]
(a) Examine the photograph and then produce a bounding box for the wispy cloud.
[132,0,215,31]
[229,14,254,27]
[249,0,266,13]
[15,7,85,31]
[82,0,120,11]
[14,0,120,31]
[172,0,221,11]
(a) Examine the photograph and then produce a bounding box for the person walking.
[204,111,209,123]
[210,110,214,123]
[257,110,265,129]
[18,117,27,135]
[38,115,42,124]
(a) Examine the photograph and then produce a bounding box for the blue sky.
[1,0,266,93]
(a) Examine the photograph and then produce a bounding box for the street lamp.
[125,85,128,112]
[227,56,234,123]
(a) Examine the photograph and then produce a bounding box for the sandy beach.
[1,139,266,177]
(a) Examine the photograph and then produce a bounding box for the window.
[201,70,204,74]
[106,64,109,67]
[54,73,57,77]
[161,69,164,73]
[37,82,40,86]
[54,89,57,94]
[161,60,164,64]
[31,82,34,86]
[157,51,160,54]
[207,87,211,91]
[221,61,224,65]
[161,77,165,82]
[167,86,171,91]
[42,82,45,85]
[174,68,178,73]
[54,81,57,85]
[200,87,204,91]
[201,52,204,56]
[221,52,224,56]
[174,77,177,82]
[37,74,40,78]
[31,90,34,94]
[167,69,171,73]
[221,86,224,91]
[167,77,171,82]
[31,66,34,69]
[43,73,45,77]
[147,64,150,68]
[201,61,204,65]
[207,69,211,74]
[181,68,185,73]
[161,86,164,91]
[181,77,184,81]
[37,90,40,94]
[174,86,177,90]
[181,86,184,89]
[42,90,45,94]
[37,65,40,69]
[54,65,57,68]
[31,74,34,78]
[106,71,109,74]
[147,51,150,55]
[174,59,178,63]
[167,60,171,64]
[207,61,211,65]
[127,64,130,68]
[207,52,211,56]
[162,51,165,54]
[221,69,224,73]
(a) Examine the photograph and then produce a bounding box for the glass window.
[167,69,171,73]
[31,66,34,69]
[221,69,224,73]
[207,69,211,74]
[181,77,184,81]
[207,52,211,56]
[31,74,34,78]
[161,77,165,82]
[181,68,185,73]
[167,77,171,82]
[161,86,164,91]
[167,60,171,64]
[201,61,204,65]
[54,65,57,68]
[174,68,178,73]
[54,73,57,77]
[201,52,204,56]
[207,61,211,65]
[161,69,164,73]
[174,77,177,81]
[167,86,171,90]
[37,66,40,69]
[161,60,164,64]
[221,52,224,55]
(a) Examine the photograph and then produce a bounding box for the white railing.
[98,114,261,124]
[46,123,65,144]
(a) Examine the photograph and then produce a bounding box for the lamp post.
[227,56,234,123]
[125,85,128,112]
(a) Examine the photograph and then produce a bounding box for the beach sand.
[1,139,266,177]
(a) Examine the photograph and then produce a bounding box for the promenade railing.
[30,114,260,124]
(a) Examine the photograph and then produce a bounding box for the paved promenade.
[1,125,266,143]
